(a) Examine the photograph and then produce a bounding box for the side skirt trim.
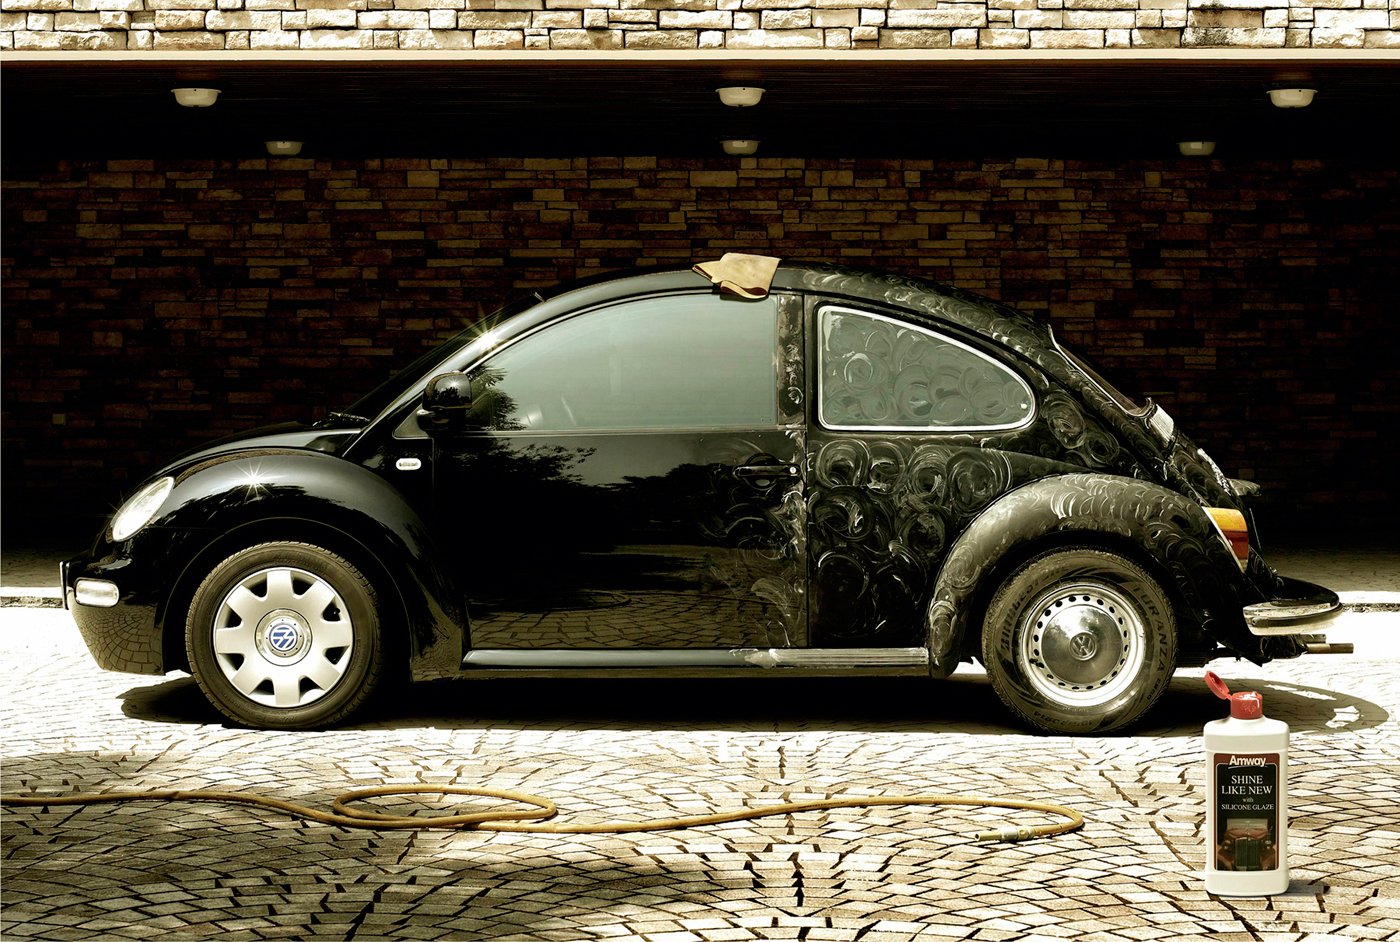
[462,647,930,670]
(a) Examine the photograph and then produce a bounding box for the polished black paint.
[73,448,464,680]
[435,429,806,650]
[166,421,362,467]
[426,289,807,651]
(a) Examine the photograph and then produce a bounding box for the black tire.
[981,547,1177,734]
[186,542,383,729]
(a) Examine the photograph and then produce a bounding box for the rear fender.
[926,473,1255,677]
[151,451,464,680]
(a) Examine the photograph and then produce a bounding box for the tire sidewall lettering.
[982,547,1178,734]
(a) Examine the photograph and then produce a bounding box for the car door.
[805,300,1037,647]
[430,290,807,652]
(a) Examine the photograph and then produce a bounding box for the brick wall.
[2,0,1397,51]
[3,156,1397,527]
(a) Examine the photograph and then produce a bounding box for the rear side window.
[471,293,778,431]
[819,307,1034,431]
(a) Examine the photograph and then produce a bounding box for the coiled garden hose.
[1,785,1083,842]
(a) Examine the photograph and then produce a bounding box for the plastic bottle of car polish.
[1203,671,1290,896]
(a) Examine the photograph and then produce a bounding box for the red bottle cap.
[1205,671,1264,719]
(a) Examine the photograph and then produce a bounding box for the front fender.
[925,473,1254,677]
[146,450,463,680]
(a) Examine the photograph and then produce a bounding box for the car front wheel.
[981,547,1177,734]
[186,542,383,729]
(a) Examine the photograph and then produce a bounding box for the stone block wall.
[1,0,1397,51]
[2,155,1397,522]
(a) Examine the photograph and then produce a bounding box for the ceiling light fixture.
[722,139,760,156]
[265,140,303,156]
[172,87,220,108]
[717,86,764,107]
[1178,141,1216,156]
[1267,88,1316,108]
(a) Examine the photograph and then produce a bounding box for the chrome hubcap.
[1018,582,1146,708]
[212,567,354,709]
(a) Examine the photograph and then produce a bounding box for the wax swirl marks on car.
[925,474,1244,674]
[796,262,1165,472]
[946,450,1014,516]
[808,439,1065,645]
[1159,433,1244,512]
[1042,392,1123,469]
[798,264,1056,368]
[820,309,1033,430]
[777,293,806,426]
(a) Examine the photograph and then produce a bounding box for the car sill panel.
[462,647,930,670]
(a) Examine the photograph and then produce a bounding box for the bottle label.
[1213,752,1280,872]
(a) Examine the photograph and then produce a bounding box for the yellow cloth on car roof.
[692,253,781,299]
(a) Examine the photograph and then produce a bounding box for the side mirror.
[417,373,478,430]
[422,372,474,412]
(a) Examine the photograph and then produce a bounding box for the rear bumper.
[1243,576,1343,636]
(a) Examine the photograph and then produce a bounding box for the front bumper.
[63,554,165,675]
[1243,576,1343,636]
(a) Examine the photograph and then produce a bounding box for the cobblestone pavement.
[2,601,1398,942]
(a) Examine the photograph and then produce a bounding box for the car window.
[349,294,541,423]
[819,306,1034,431]
[469,293,779,431]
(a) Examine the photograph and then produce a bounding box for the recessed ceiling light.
[1267,88,1316,108]
[1178,141,1216,156]
[717,87,764,107]
[172,87,220,108]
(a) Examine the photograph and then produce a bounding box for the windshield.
[1056,340,1149,417]
[344,295,540,421]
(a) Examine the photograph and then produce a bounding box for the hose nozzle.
[974,825,1036,842]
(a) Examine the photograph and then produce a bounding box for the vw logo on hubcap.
[1068,630,1100,661]
[266,618,301,653]
[255,609,311,663]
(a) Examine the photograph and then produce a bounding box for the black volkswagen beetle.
[63,258,1342,734]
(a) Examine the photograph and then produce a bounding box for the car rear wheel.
[981,547,1177,734]
[186,542,383,729]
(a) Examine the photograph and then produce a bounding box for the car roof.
[362,258,1075,440]
[522,259,1056,361]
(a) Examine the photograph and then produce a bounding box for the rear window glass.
[819,307,1034,431]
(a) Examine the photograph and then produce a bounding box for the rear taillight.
[1205,507,1249,571]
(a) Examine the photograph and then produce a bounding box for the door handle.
[735,464,799,478]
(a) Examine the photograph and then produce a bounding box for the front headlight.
[110,476,174,542]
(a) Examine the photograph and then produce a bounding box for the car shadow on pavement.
[118,674,225,725]
[116,670,1389,736]
[1133,673,1389,736]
